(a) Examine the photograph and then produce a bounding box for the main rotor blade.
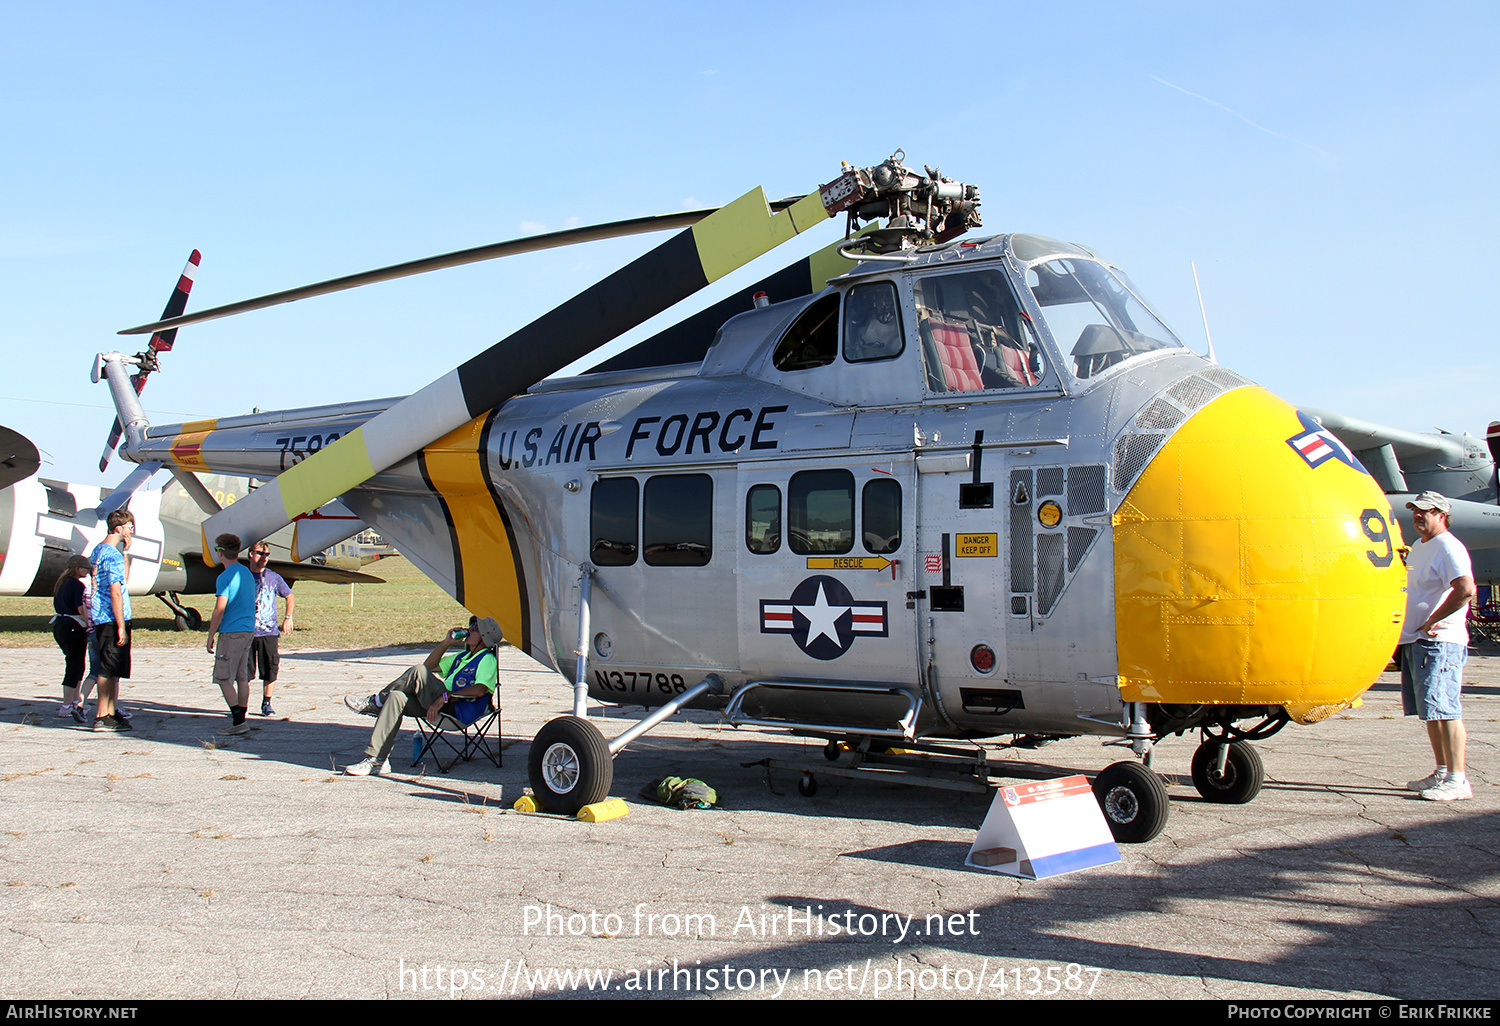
[193,187,834,564]
[118,207,794,336]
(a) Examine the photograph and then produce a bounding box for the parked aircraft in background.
[0,426,383,629]
[1306,409,1500,583]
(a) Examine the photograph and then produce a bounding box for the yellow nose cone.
[1114,386,1405,722]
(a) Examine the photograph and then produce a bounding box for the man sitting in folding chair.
[342,616,503,776]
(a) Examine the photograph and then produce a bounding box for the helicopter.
[93,153,1406,842]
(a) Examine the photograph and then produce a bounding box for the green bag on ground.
[643,776,717,810]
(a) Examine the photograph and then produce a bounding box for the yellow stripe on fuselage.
[420,416,527,648]
[1113,386,1405,721]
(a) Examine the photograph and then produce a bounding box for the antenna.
[1192,261,1218,365]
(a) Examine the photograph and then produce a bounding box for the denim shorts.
[1401,640,1466,720]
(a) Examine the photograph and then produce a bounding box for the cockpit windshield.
[1024,258,1184,381]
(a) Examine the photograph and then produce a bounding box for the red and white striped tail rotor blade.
[99,251,200,473]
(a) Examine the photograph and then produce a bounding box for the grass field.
[0,557,473,651]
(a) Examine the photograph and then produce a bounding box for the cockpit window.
[1025,259,1184,380]
[843,282,904,362]
[913,269,1046,393]
[772,293,840,371]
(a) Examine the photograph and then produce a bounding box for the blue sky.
[3,1,1497,484]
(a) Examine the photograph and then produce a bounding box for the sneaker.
[1421,777,1473,801]
[92,714,132,733]
[344,694,381,716]
[69,704,89,725]
[116,707,132,720]
[343,757,392,777]
[1407,769,1448,791]
[57,702,77,718]
[261,700,275,717]
[226,720,253,736]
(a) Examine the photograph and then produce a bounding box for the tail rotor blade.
[99,251,200,472]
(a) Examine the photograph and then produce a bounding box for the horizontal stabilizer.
[267,559,383,586]
[0,426,41,490]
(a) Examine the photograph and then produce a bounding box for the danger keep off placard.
[965,775,1120,880]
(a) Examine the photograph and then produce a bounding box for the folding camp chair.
[412,687,502,773]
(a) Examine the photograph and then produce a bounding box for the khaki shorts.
[213,632,254,687]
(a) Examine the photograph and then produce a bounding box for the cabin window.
[862,478,902,554]
[789,469,854,555]
[590,477,638,567]
[746,484,781,554]
[643,474,713,567]
[914,269,1045,393]
[843,282,904,362]
[1025,259,1182,380]
[772,294,840,372]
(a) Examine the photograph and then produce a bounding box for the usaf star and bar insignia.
[760,575,888,661]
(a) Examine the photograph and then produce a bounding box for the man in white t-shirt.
[1398,491,1476,801]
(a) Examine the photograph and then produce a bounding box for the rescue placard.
[955,533,997,557]
[805,556,894,572]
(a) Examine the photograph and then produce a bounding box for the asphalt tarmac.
[0,641,1495,1001]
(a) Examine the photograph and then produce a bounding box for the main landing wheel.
[174,607,203,632]
[1190,740,1264,805]
[1092,760,1170,844]
[528,716,613,814]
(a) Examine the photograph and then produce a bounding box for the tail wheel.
[1190,740,1264,804]
[1092,760,1170,843]
[528,716,613,814]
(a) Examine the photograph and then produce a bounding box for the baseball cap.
[1406,491,1451,514]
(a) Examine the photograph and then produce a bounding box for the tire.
[1190,740,1264,805]
[173,614,189,632]
[797,772,818,797]
[183,607,203,631]
[528,716,613,814]
[1092,760,1170,843]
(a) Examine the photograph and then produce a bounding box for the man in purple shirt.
[246,542,295,716]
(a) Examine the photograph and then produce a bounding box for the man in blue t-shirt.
[207,532,257,735]
[89,509,135,733]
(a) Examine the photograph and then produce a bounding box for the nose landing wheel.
[1190,740,1264,804]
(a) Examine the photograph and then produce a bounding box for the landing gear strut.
[155,592,202,631]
